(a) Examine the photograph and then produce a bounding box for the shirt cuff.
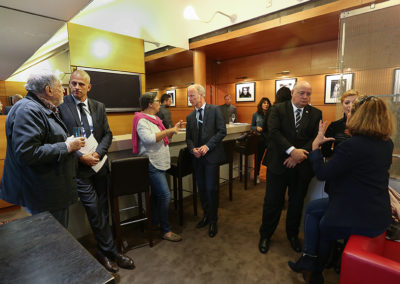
[286,146,295,155]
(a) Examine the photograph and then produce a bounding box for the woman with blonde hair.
[288,96,394,284]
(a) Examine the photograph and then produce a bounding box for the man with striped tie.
[258,81,322,254]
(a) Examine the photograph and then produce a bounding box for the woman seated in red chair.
[288,96,394,284]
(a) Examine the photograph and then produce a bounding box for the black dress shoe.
[97,255,119,273]
[258,238,270,254]
[114,253,135,270]
[196,216,209,228]
[208,223,218,238]
[288,255,316,273]
[288,236,302,252]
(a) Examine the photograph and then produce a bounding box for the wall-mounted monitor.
[77,67,141,112]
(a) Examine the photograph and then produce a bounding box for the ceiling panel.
[0,7,66,80]
[0,0,91,21]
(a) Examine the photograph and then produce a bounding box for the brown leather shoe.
[114,253,135,270]
[97,255,119,273]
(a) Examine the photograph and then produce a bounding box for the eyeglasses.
[153,99,160,103]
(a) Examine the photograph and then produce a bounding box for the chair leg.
[244,154,248,190]
[178,176,184,226]
[112,197,123,253]
[253,154,257,186]
[216,168,220,208]
[229,161,233,201]
[192,174,197,216]
[144,190,153,247]
[239,153,243,182]
[173,176,178,210]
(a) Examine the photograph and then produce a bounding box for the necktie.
[295,108,302,129]
[197,109,203,145]
[78,103,91,138]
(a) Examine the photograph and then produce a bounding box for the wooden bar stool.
[235,132,259,190]
[109,156,153,252]
[166,147,197,225]
[216,139,236,201]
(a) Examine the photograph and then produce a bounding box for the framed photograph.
[62,85,70,96]
[324,73,354,104]
[275,78,297,94]
[235,82,255,102]
[187,89,192,107]
[393,69,400,102]
[166,89,176,107]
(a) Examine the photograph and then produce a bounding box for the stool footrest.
[121,217,148,227]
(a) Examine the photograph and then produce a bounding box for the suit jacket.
[264,100,322,174]
[58,94,112,177]
[219,104,237,124]
[309,136,393,231]
[186,104,226,164]
[0,92,77,211]
[4,105,12,115]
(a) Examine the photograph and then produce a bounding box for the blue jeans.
[25,207,69,228]
[303,198,385,269]
[148,163,171,234]
[303,198,329,256]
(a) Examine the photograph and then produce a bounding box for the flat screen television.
[77,67,141,112]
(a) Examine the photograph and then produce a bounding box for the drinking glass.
[230,114,236,124]
[73,127,85,138]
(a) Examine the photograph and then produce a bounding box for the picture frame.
[275,78,297,94]
[393,69,400,102]
[166,89,176,107]
[235,82,255,102]
[62,85,70,96]
[324,73,354,104]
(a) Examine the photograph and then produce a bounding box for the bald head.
[291,81,312,108]
[69,70,92,102]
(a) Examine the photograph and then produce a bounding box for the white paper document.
[79,134,107,173]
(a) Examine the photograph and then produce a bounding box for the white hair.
[25,72,59,94]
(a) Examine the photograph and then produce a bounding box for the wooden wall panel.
[146,67,193,91]
[107,113,135,136]
[0,116,6,159]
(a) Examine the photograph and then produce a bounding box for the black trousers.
[259,167,312,239]
[193,158,219,224]
[77,166,117,257]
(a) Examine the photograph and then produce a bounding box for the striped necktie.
[295,108,302,129]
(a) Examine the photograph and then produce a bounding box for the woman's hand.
[256,126,262,132]
[312,120,335,151]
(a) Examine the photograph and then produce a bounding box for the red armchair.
[340,233,400,284]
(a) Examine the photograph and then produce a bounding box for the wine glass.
[230,114,236,124]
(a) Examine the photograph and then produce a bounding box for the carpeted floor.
[80,178,340,284]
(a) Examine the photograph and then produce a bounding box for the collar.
[72,95,88,108]
[35,94,58,113]
[291,102,304,113]
[196,102,206,111]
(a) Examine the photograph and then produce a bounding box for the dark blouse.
[321,115,350,158]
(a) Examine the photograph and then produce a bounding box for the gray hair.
[139,92,157,110]
[25,72,59,94]
[189,84,206,97]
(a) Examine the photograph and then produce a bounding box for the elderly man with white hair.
[0,72,85,227]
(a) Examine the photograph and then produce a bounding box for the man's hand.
[283,156,297,168]
[79,152,100,166]
[198,145,209,156]
[256,126,262,132]
[66,136,85,153]
[192,148,202,158]
[290,148,309,163]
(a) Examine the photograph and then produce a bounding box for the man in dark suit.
[219,94,238,124]
[4,94,23,115]
[258,81,322,254]
[58,70,134,273]
[186,84,226,238]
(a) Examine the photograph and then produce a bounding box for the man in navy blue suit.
[59,70,134,273]
[186,84,226,238]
